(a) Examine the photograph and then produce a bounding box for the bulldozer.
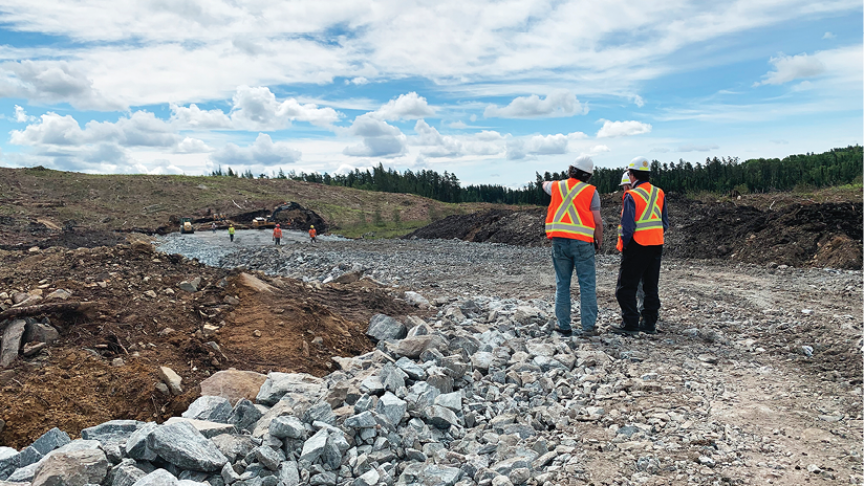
[251,217,275,229]
[180,217,195,234]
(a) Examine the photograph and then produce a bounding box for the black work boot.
[640,314,658,334]
[610,325,639,336]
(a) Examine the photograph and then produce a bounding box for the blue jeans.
[552,238,598,331]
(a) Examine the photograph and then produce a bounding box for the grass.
[333,219,431,239]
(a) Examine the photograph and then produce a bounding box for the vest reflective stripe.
[545,179,596,242]
[625,183,665,245]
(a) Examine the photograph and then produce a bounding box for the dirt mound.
[0,217,125,250]
[406,196,863,269]
[0,241,413,448]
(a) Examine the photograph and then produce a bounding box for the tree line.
[210,145,862,205]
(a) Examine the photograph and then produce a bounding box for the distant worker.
[616,170,644,313]
[612,157,669,335]
[543,156,603,337]
[211,222,217,233]
[273,224,283,246]
[228,225,235,242]
[308,225,317,243]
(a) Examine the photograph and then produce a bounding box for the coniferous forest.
[211,146,862,206]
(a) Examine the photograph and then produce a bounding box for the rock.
[220,462,240,485]
[366,314,407,342]
[354,468,380,486]
[427,405,459,429]
[210,435,255,463]
[324,381,348,408]
[1,319,26,368]
[806,464,821,474]
[125,422,158,461]
[698,456,715,467]
[228,398,262,432]
[471,352,494,372]
[359,375,385,396]
[302,402,335,425]
[30,428,71,456]
[32,448,109,486]
[158,367,183,396]
[182,396,233,423]
[107,460,147,486]
[81,420,143,444]
[392,335,449,359]
[178,281,197,293]
[44,289,72,302]
[23,323,60,345]
[163,417,235,439]
[403,291,430,308]
[333,270,364,284]
[155,383,170,396]
[299,429,329,463]
[269,416,305,440]
[131,469,178,486]
[112,357,126,367]
[146,421,228,472]
[256,372,324,406]
[0,447,19,480]
[394,357,426,380]
[223,295,240,306]
[375,392,407,426]
[144,290,157,299]
[278,462,300,486]
[201,369,267,406]
[399,464,461,486]
[253,446,280,471]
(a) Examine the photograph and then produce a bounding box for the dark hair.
[628,169,649,182]
[568,166,592,182]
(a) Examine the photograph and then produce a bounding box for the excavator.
[251,202,297,229]
[180,217,195,234]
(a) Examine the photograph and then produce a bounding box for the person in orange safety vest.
[611,157,668,336]
[308,225,317,243]
[273,224,282,246]
[543,155,603,338]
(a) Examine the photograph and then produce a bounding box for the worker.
[228,224,235,242]
[616,170,644,313]
[308,225,317,243]
[211,222,217,233]
[543,155,603,338]
[612,156,669,335]
[273,224,282,246]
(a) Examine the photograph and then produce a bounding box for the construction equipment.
[252,217,275,229]
[180,218,195,234]
[252,202,297,229]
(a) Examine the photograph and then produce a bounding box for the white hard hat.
[571,155,594,174]
[619,171,631,186]
[628,156,650,172]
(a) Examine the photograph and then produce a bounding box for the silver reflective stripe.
[634,220,664,231]
[617,225,623,236]
[545,223,595,236]
[552,180,589,223]
[634,185,662,224]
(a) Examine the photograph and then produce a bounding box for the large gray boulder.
[365,314,406,342]
[255,373,325,406]
[278,462,299,486]
[80,420,143,445]
[268,417,305,440]
[131,469,178,486]
[228,399,261,432]
[374,392,407,426]
[31,448,109,486]
[391,335,449,359]
[29,428,70,456]
[0,319,26,368]
[125,422,158,461]
[107,460,148,486]
[146,421,228,472]
[299,429,328,463]
[0,447,19,480]
[181,397,233,423]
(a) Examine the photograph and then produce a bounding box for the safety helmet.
[276,224,280,227]
[571,155,594,174]
[628,156,650,172]
[619,171,631,186]
[310,225,314,229]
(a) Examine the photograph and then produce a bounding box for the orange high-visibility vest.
[545,179,596,243]
[273,228,283,238]
[309,229,317,238]
[625,182,665,246]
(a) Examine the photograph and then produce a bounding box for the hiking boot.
[553,327,573,337]
[640,326,658,335]
[610,325,639,336]
[576,328,600,337]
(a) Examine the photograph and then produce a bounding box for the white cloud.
[11,111,180,147]
[678,144,719,152]
[596,120,652,138]
[350,77,369,85]
[448,120,468,129]
[374,92,435,120]
[484,90,586,118]
[822,32,835,39]
[506,132,585,160]
[590,144,610,153]
[0,60,124,110]
[211,133,301,166]
[650,147,671,153]
[170,103,232,129]
[755,53,826,86]
[230,86,340,130]
[14,105,32,123]
[343,113,407,157]
[174,137,212,154]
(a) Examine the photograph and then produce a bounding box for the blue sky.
[0,0,860,187]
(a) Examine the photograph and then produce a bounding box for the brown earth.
[0,238,416,448]
[405,190,864,269]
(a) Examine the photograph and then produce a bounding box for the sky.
[0,0,860,187]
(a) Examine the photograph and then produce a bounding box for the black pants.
[274,238,281,245]
[616,242,663,329]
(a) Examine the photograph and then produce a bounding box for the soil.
[0,238,414,448]
[405,192,864,269]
